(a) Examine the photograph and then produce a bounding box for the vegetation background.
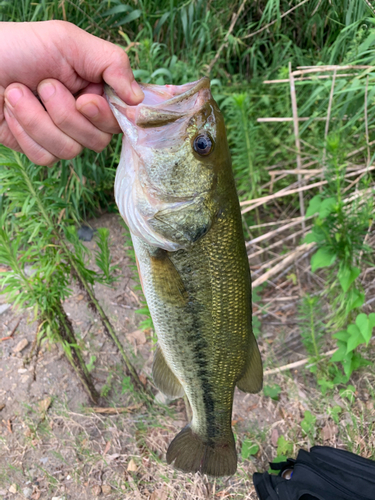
[0,0,375,499]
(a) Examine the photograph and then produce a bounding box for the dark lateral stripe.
[188,304,216,441]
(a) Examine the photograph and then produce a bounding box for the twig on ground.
[0,317,21,341]
[264,348,338,375]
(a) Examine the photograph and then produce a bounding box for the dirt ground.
[0,213,374,500]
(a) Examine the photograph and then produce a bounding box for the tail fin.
[166,425,237,477]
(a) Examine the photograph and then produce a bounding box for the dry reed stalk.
[207,0,248,73]
[244,216,304,230]
[248,225,311,260]
[264,348,338,376]
[365,75,370,167]
[291,65,374,76]
[241,180,326,213]
[264,73,360,84]
[241,166,375,213]
[268,169,322,175]
[322,69,337,179]
[363,0,375,15]
[289,62,305,230]
[257,117,328,122]
[347,139,375,158]
[246,216,311,246]
[252,243,315,288]
[242,0,311,40]
[262,296,299,302]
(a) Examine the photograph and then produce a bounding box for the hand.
[0,21,144,165]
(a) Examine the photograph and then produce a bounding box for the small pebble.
[77,225,95,241]
[13,339,29,353]
[102,485,111,495]
[92,485,101,496]
[9,484,17,494]
[22,487,32,498]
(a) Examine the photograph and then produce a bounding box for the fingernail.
[6,88,23,107]
[131,80,144,101]
[80,102,99,119]
[38,82,56,102]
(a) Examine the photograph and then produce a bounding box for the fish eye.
[193,133,213,156]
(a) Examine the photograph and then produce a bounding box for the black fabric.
[253,446,375,500]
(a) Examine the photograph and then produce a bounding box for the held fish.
[106,78,263,477]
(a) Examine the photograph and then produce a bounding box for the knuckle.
[52,110,71,129]
[114,47,131,69]
[94,133,112,152]
[30,149,57,166]
[58,142,82,160]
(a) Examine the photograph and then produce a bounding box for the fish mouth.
[105,77,211,127]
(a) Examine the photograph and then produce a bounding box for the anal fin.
[236,332,263,393]
[152,344,185,399]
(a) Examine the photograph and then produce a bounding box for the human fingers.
[62,22,144,105]
[0,84,23,152]
[75,83,121,134]
[37,79,113,150]
[4,83,82,165]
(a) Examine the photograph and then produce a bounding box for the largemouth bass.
[106,78,263,477]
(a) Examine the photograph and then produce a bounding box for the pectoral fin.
[153,344,185,399]
[236,333,263,393]
[150,250,188,306]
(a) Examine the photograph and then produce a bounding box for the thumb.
[64,23,144,105]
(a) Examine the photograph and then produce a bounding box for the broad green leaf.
[301,410,316,435]
[355,313,375,345]
[319,197,336,218]
[114,9,142,26]
[311,247,336,272]
[133,69,151,79]
[345,289,365,314]
[241,439,259,460]
[306,195,322,217]
[277,436,293,455]
[338,266,360,292]
[151,68,173,79]
[346,324,363,353]
[102,4,132,16]
[303,227,326,243]
[263,384,281,400]
[331,342,347,362]
[333,330,350,342]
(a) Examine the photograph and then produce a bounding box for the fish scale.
[106,77,263,477]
